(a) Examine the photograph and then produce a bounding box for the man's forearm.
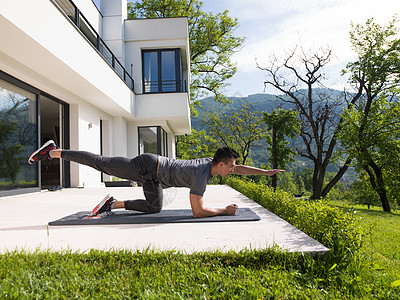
[192,207,228,218]
[232,165,282,176]
[189,194,238,218]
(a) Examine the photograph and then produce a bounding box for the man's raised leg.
[56,149,140,181]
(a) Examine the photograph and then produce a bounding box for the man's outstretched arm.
[189,194,238,218]
[231,165,285,176]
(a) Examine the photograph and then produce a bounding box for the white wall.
[125,18,189,42]
[77,103,102,187]
[0,0,135,120]
[127,122,139,158]
[124,18,190,95]
[100,0,127,65]
[135,93,190,135]
[69,100,124,187]
[112,116,128,157]
[69,104,80,187]
[168,133,176,158]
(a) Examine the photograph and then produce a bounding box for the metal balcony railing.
[51,0,134,91]
[144,80,188,94]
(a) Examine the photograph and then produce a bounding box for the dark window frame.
[142,49,182,94]
[138,126,168,156]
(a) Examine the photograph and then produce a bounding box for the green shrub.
[226,177,365,263]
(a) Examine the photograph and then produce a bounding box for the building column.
[100,0,127,66]
[112,116,127,157]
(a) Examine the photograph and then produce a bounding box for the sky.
[200,0,400,97]
[94,0,399,97]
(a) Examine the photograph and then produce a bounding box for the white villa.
[0,0,191,196]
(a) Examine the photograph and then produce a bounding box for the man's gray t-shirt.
[158,157,213,196]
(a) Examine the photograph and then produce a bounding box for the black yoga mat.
[48,208,260,226]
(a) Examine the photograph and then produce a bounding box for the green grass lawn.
[0,249,348,299]
[0,201,399,299]
[330,201,400,277]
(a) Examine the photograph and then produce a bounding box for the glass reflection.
[139,126,157,154]
[138,126,168,156]
[0,79,38,191]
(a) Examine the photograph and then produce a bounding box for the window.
[0,78,38,193]
[138,126,168,156]
[0,71,70,196]
[142,49,182,93]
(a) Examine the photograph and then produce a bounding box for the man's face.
[219,158,236,177]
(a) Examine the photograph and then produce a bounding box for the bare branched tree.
[257,46,361,199]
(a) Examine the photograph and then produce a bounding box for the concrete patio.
[0,185,329,255]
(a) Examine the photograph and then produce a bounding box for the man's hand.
[225,204,238,215]
[268,169,285,175]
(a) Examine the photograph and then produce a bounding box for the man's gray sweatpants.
[61,150,163,213]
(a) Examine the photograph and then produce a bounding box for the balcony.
[135,92,191,135]
[51,0,134,91]
[144,80,188,94]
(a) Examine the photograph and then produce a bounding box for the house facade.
[0,0,191,196]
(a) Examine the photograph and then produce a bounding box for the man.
[28,140,284,218]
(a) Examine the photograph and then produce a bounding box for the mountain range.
[191,88,349,170]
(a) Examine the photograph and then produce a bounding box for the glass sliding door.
[0,71,70,196]
[160,128,168,157]
[0,78,38,194]
[40,94,69,190]
[40,96,63,189]
[161,50,176,92]
[143,51,159,93]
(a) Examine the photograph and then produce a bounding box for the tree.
[263,108,300,190]
[277,171,298,195]
[294,167,314,195]
[339,17,400,212]
[175,128,218,160]
[339,97,400,212]
[257,46,361,199]
[385,166,400,210]
[343,171,386,210]
[202,102,266,165]
[128,0,245,110]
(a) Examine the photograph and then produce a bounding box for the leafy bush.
[226,177,365,262]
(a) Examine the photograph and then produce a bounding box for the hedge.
[226,177,365,262]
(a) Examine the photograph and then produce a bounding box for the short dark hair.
[212,147,239,164]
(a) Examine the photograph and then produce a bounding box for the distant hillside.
[192,93,274,131]
[193,88,346,130]
[192,88,348,170]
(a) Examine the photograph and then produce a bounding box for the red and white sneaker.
[90,194,116,216]
[28,140,57,164]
